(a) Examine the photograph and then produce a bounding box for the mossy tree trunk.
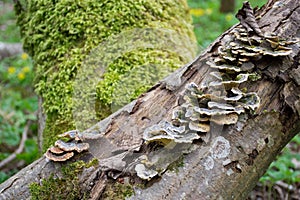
[13,0,197,152]
[1,0,300,199]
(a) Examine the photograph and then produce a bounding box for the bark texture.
[1,0,300,199]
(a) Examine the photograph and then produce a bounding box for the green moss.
[29,158,132,199]
[85,158,99,168]
[15,0,197,149]
[42,116,75,152]
[101,181,134,200]
[29,159,98,199]
[167,155,185,173]
[95,48,186,118]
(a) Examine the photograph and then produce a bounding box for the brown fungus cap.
[58,130,81,141]
[55,140,89,153]
[45,149,74,162]
[48,146,64,154]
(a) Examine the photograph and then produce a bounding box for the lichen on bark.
[14,0,197,151]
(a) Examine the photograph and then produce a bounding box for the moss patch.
[15,0,197,150]
[167,155,185,173]
[95,49,186,118]
[29,159,98,199]
[101,181,134,200]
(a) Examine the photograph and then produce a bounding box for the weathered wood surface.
[1,0,299,199]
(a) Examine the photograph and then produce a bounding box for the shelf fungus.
[143,121,200,144]
[45,149,74,162]
[57,130,82,141]
[138,2,296,181]
[135,164,158,181]
[45,131,90,162]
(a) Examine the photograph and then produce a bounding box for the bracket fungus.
[54,140,89,153]
[45,150,74,162]
[135,164,158,181]
[45,130,89,162]
[143,17,295,147]
[58,130,82,141]
[138,2,296,181]
[143,121,200,144]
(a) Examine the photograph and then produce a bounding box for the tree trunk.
[1,0,299,199]
[220,0,235,13]
[13,0,197,152]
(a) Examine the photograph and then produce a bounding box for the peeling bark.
[0,0,299,199]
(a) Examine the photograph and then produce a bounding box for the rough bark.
[1,0,299,199]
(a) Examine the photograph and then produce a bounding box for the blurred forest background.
[0,0,299,198]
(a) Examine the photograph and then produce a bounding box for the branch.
[0,120,30,169]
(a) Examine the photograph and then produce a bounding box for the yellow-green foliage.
[95,48,188,118]
[15,0,197,150]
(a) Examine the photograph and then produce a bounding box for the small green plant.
[260,135,300,186]
[0,2,39,184]
[0,53,39,183]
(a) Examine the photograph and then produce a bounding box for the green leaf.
[16,139,39,164]
[0,172,9,183]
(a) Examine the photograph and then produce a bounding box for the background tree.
[13,0,197,152]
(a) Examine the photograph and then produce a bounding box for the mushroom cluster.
[143,24,295,146]
[45,130,89,162]
[139,17,296,180]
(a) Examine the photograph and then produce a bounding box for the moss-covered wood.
[29,159,98,200]
[14,0,197,150]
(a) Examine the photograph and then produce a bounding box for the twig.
[0,120,31,169]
